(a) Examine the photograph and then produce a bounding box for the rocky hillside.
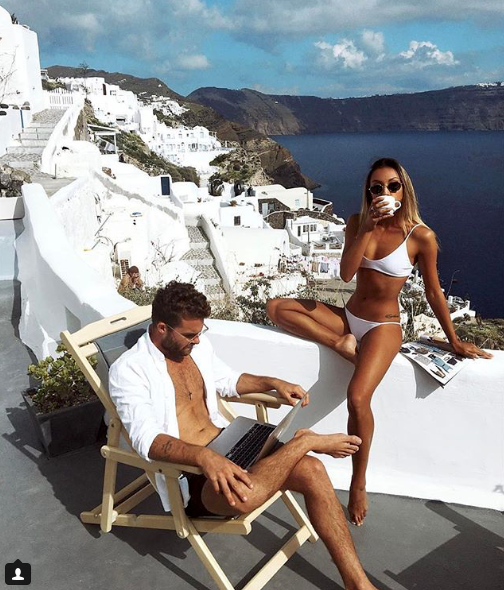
[46,66,317,189]
[188,84,504,135]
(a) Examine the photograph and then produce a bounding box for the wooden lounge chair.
[61,306,318,590]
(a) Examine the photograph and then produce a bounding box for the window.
[297,226,301,237]
[234,216,241,226]
[303,225,309,232]
[295,199,300,207]
[310,224,317,231]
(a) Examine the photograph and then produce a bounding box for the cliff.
[187,85,504,135]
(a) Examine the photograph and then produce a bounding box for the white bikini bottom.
[344,307,401,343]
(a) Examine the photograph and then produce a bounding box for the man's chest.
[165,357,205,406]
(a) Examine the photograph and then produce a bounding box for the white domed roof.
[0,7,14,28]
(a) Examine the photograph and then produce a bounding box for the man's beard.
[161,335,192,360]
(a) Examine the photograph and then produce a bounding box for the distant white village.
[0,6,475,357]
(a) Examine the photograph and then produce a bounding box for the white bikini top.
[360,224,422,277]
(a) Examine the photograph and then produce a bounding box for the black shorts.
[185,473,217,517]
[185,429,225,518]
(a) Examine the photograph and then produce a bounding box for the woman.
[118,266,144,292]
[267,158,492,526]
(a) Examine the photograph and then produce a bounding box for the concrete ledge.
[0,196,24,220]
[207,319,504,510]
[18,182,135,358]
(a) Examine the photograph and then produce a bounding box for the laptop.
[207,395,307,470]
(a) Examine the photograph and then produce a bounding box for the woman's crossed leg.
[266,298,358,364]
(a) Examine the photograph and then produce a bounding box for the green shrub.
[119,286,158,306]
[454,317,504,350]
[27,344,97,414]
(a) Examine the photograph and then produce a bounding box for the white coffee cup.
[378,195,401,214]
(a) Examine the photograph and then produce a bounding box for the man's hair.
[128,266,139,274]
[152,281,211,327]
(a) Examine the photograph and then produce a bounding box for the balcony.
[1,275,502,590]
[1,182,502,589]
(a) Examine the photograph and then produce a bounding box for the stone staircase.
[182,226,227,301]
[0,109,75,197]
[0,109,66,171]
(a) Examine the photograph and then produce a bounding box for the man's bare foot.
[348,484,368,526]
[334,334,358,364]
[295,430,362,458]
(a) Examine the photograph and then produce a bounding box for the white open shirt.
[109,329,241,511]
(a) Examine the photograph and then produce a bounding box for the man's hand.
[198,448,253,507]
[273,379,309,407]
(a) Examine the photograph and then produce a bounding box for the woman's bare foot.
[348,484,368,526]
[294,430,362,458]
[334,334,358,364]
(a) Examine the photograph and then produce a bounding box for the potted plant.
[0,163,29,220]
[23,344,105,457]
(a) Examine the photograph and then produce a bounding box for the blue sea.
[271,132,504,319]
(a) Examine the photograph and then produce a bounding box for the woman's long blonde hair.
[359,158,427,236]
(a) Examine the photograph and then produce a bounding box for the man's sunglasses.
[166,323,209,344]
[369,181,402,196]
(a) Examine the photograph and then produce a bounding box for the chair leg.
[100,457,118,533]
[241,525,312,590]
[99,418,122,532]
[186,521,235,590]
[281,491,319,543]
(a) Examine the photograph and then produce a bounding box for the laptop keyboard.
[225,423,275,469]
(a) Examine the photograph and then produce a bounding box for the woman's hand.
[451,339,493,359]
[363,196,395,231]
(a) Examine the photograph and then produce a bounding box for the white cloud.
[231,0,504,42]
[1,0,229,63]
[63,12,101,52]
[307,32,473,96]
[152,60,172,76]
[400,41,459,68]
[361,30,385,56]
[175,54,211,70]
[314,39,367,70]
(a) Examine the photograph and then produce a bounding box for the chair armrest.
[101,446,203,477]
[231,391,290,409]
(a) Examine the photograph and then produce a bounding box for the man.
[109,281,378,590]
[118,266,144,292]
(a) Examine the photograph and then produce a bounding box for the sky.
[5,1,504,98]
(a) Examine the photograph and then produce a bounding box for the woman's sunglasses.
[369,181,402,196]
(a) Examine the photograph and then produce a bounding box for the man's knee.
[228,487,268,516]
[292,455,328,486]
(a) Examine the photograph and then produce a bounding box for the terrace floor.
[1,280,503,590]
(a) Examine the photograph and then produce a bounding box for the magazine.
[400,335,471,385]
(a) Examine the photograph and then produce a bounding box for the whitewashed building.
[58,76,230,173]
[0,7,44,112]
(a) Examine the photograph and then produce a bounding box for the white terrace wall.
[208,319,504,511]
[199,214,236,294]
[40,98,85,176]
[0,106,34,155]
[92,170,190,264]
[17,182,134,359]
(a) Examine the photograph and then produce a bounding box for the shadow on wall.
[385,501,504,590]
[301,343,353,428]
